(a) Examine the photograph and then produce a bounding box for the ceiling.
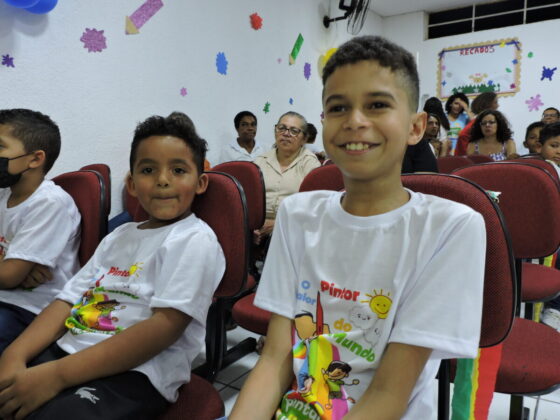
[368,0,483,17]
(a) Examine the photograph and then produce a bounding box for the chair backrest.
[81,164,112,215]
[437,156,473,174]
[402,173,516,347]
[53,170,108,266]
[467,154,494,164]
[124,172,250,298]
[454,162,560,259]
[299,164,344,192]
[211,161,265,231]
[514,157,560,184]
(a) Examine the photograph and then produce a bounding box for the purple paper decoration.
[80,28,107,53]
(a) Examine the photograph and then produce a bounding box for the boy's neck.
[8,172,45,208]
[341,175,409,217]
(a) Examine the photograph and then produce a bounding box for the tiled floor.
[201,326,560,419]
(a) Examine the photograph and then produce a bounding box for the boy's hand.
[20,264,52,289]
[0,355,26,394]
[0,361,64,420]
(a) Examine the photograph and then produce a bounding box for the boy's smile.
[322,60,424,184]
[127,135,208,229]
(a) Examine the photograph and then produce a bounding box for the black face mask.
[0,153,32,188]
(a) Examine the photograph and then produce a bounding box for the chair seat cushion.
[232,292,272,335]
[495,318,560,394]
[522,263,560,302]
[158,374,224,420]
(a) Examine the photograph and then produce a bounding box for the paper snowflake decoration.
[525,94,544,112]
[180,87,187,97]
[263,102,271,114]
[277,58,282,64]
[216,52,228,75]
[80,28,107,53]
[541,66,557,81]
[250,13,263,30]
[289,98,294,105]
[303,62,311,80]
[1,54,14,68]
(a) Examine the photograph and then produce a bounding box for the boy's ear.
[125,172,138,198]
[28,150,46,170]
[196,173,209,195]
[407,111,427,146]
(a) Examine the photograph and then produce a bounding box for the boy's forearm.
[2,299,71,363]
[345,343,432,420]
[230,314,294,419]
[0,259,34,289]
[54,307,191,389]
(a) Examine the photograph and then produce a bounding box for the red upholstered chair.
[81,163,112,215]
[401,173,517,420]
[299,163,344,192]
[454,162,560,419]
[53,170,108,266]
[212,161,265,285]
[437,156,473,174]
[158,374,224,420]
[514,157,560,184]
[467,154,494,164]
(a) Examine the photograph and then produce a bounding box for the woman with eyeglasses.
[253,112,320,244]
[467,109,518,161]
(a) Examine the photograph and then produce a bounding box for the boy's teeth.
[345,143,369,151]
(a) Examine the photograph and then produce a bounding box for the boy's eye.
[326,104,346,113]
[368,101,389,110]
[173,167,186,174]
[140,167,153,174]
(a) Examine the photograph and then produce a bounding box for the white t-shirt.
[218,139,265,164]
[0,180,81,314]
[56,214,225,402]
[255,190,486,420]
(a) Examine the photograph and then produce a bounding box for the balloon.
[25,0,57,14]
[3,0,40,8]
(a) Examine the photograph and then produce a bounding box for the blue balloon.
[4,0,41,7]
[25,0,57,14]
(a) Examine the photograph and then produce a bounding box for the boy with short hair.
[0,112,225,419]
[230,36,485,419]
[523,121,545,155]
[0,109,81,353]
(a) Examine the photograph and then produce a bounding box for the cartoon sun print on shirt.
[361,289,392,319]
[129,262,144,278]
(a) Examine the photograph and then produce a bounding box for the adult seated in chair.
[253,111,320,246]
[218,111,264,164]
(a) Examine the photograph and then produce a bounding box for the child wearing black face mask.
[0,109,80,354]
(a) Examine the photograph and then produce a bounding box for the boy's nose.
[157,172,170,187]
[344,109,369,130]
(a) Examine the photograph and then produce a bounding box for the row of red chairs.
[61,157,560,419]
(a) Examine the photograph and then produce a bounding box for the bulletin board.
[437,37,521,99]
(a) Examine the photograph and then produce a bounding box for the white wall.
[383,11,560,154]
[0,0,381,216]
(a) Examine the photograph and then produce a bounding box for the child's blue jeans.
[0,301,36,354]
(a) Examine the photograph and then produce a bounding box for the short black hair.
[0,108,60,173]
[130,112,207,174]
[525,121,545,141]
[306,123,317,144]
[469,110,512,144]
[445,93,469,114]
[322,36,419,111]
[423,97,450,131]
[542,107,560,118]
[234,111,257,129]
[539,122,560,145]
[471,92,497,115]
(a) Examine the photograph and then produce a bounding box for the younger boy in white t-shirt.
[230,36,486,420]
[0,112,225,419]
[0,109,81,354]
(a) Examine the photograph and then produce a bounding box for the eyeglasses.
[480,121,497,126]
[275,124,303,136]
[542,113,559,119]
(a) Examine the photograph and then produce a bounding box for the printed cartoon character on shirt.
[65,273,133,336]
[322,360,360,403]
